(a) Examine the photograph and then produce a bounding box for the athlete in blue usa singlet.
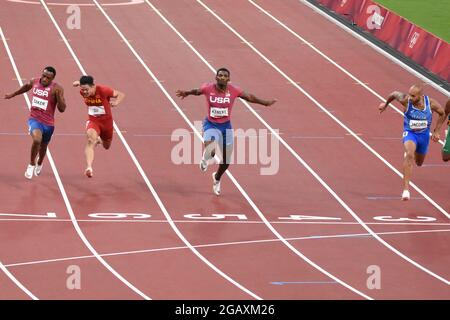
[379,85,446,201]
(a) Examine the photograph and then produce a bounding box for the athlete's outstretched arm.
[54,85,67,113]
[176,89,202,99]
[239,92,277,107]
[111,90,125,107]
[4,79,33,99]
[379,91,408,113]
[430,98,446,142]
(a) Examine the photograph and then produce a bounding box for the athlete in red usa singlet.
[73,75,125,178]
[4,66,67,179]
[176,67,277,196]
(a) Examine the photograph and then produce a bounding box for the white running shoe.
[25,164,35,179]
[85,167,93,178]
[212,172,221,196]
[34,158,43,176]
[199,159,208,172]
[34,164,43,176]
[401,189,410,201]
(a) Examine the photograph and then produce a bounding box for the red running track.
[0,0,448,299]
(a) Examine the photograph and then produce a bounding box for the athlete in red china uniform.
[73,75,125,178]
[176,68,276,195]
[4,66,67,179]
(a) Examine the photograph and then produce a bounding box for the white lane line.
[1,218,450,226]
[123,0,374,299]
[43,0,261,300]
[0,263,36,299]
[370,137,401,140]
[30,0,151,300]
[0,132,168,137]
[7,228,450,268]
[1,27,44,300]
[422,164,450,168]
[195,0,450,221]
[158,0,450,285]
[288,136,344,139]
[7,0,144,6]
[94,0,262,300]
[298,1,450,96]
[250,0,447,146]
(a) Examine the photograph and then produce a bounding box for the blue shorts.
[28,118,55,144]
[203,118,233,146]
[403,129,430,154]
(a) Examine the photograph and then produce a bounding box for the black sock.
[215,143,232,181]
[215,163,230,181]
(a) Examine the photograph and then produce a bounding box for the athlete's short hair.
[216,68,230,77]
[80,75,94,86]
[43,66,56,77]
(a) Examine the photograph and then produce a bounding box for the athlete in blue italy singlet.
[379,85,446,201]
[402,95,432,155]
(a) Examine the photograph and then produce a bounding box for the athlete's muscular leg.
[85,128,99,169]
[102,139,112,150]
[403,141,417,191]
[443,129,450,162]
[37,142,48,165]
[414,152,426,166]
[203,140,215,161]
[99,123,113,150]
[443,151,450,162]
[30,129,43,165]
[215,143,233,181]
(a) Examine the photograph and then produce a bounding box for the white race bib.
[409,120,427,130]
[88,106,106,116]
[210,107,229,118]
[31,96,48,110]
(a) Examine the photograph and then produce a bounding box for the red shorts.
[86,118,113,142]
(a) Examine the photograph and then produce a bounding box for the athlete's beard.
[216,82,227,91]
[411,97,421,106]
[40,79,50,87]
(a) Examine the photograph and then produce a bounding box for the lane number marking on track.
[184,214,248,220]
[373,216,437,222]
[0,212,442,223]
[0,212,57,218]
[88,213,151,219]
[279,215,342,221]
